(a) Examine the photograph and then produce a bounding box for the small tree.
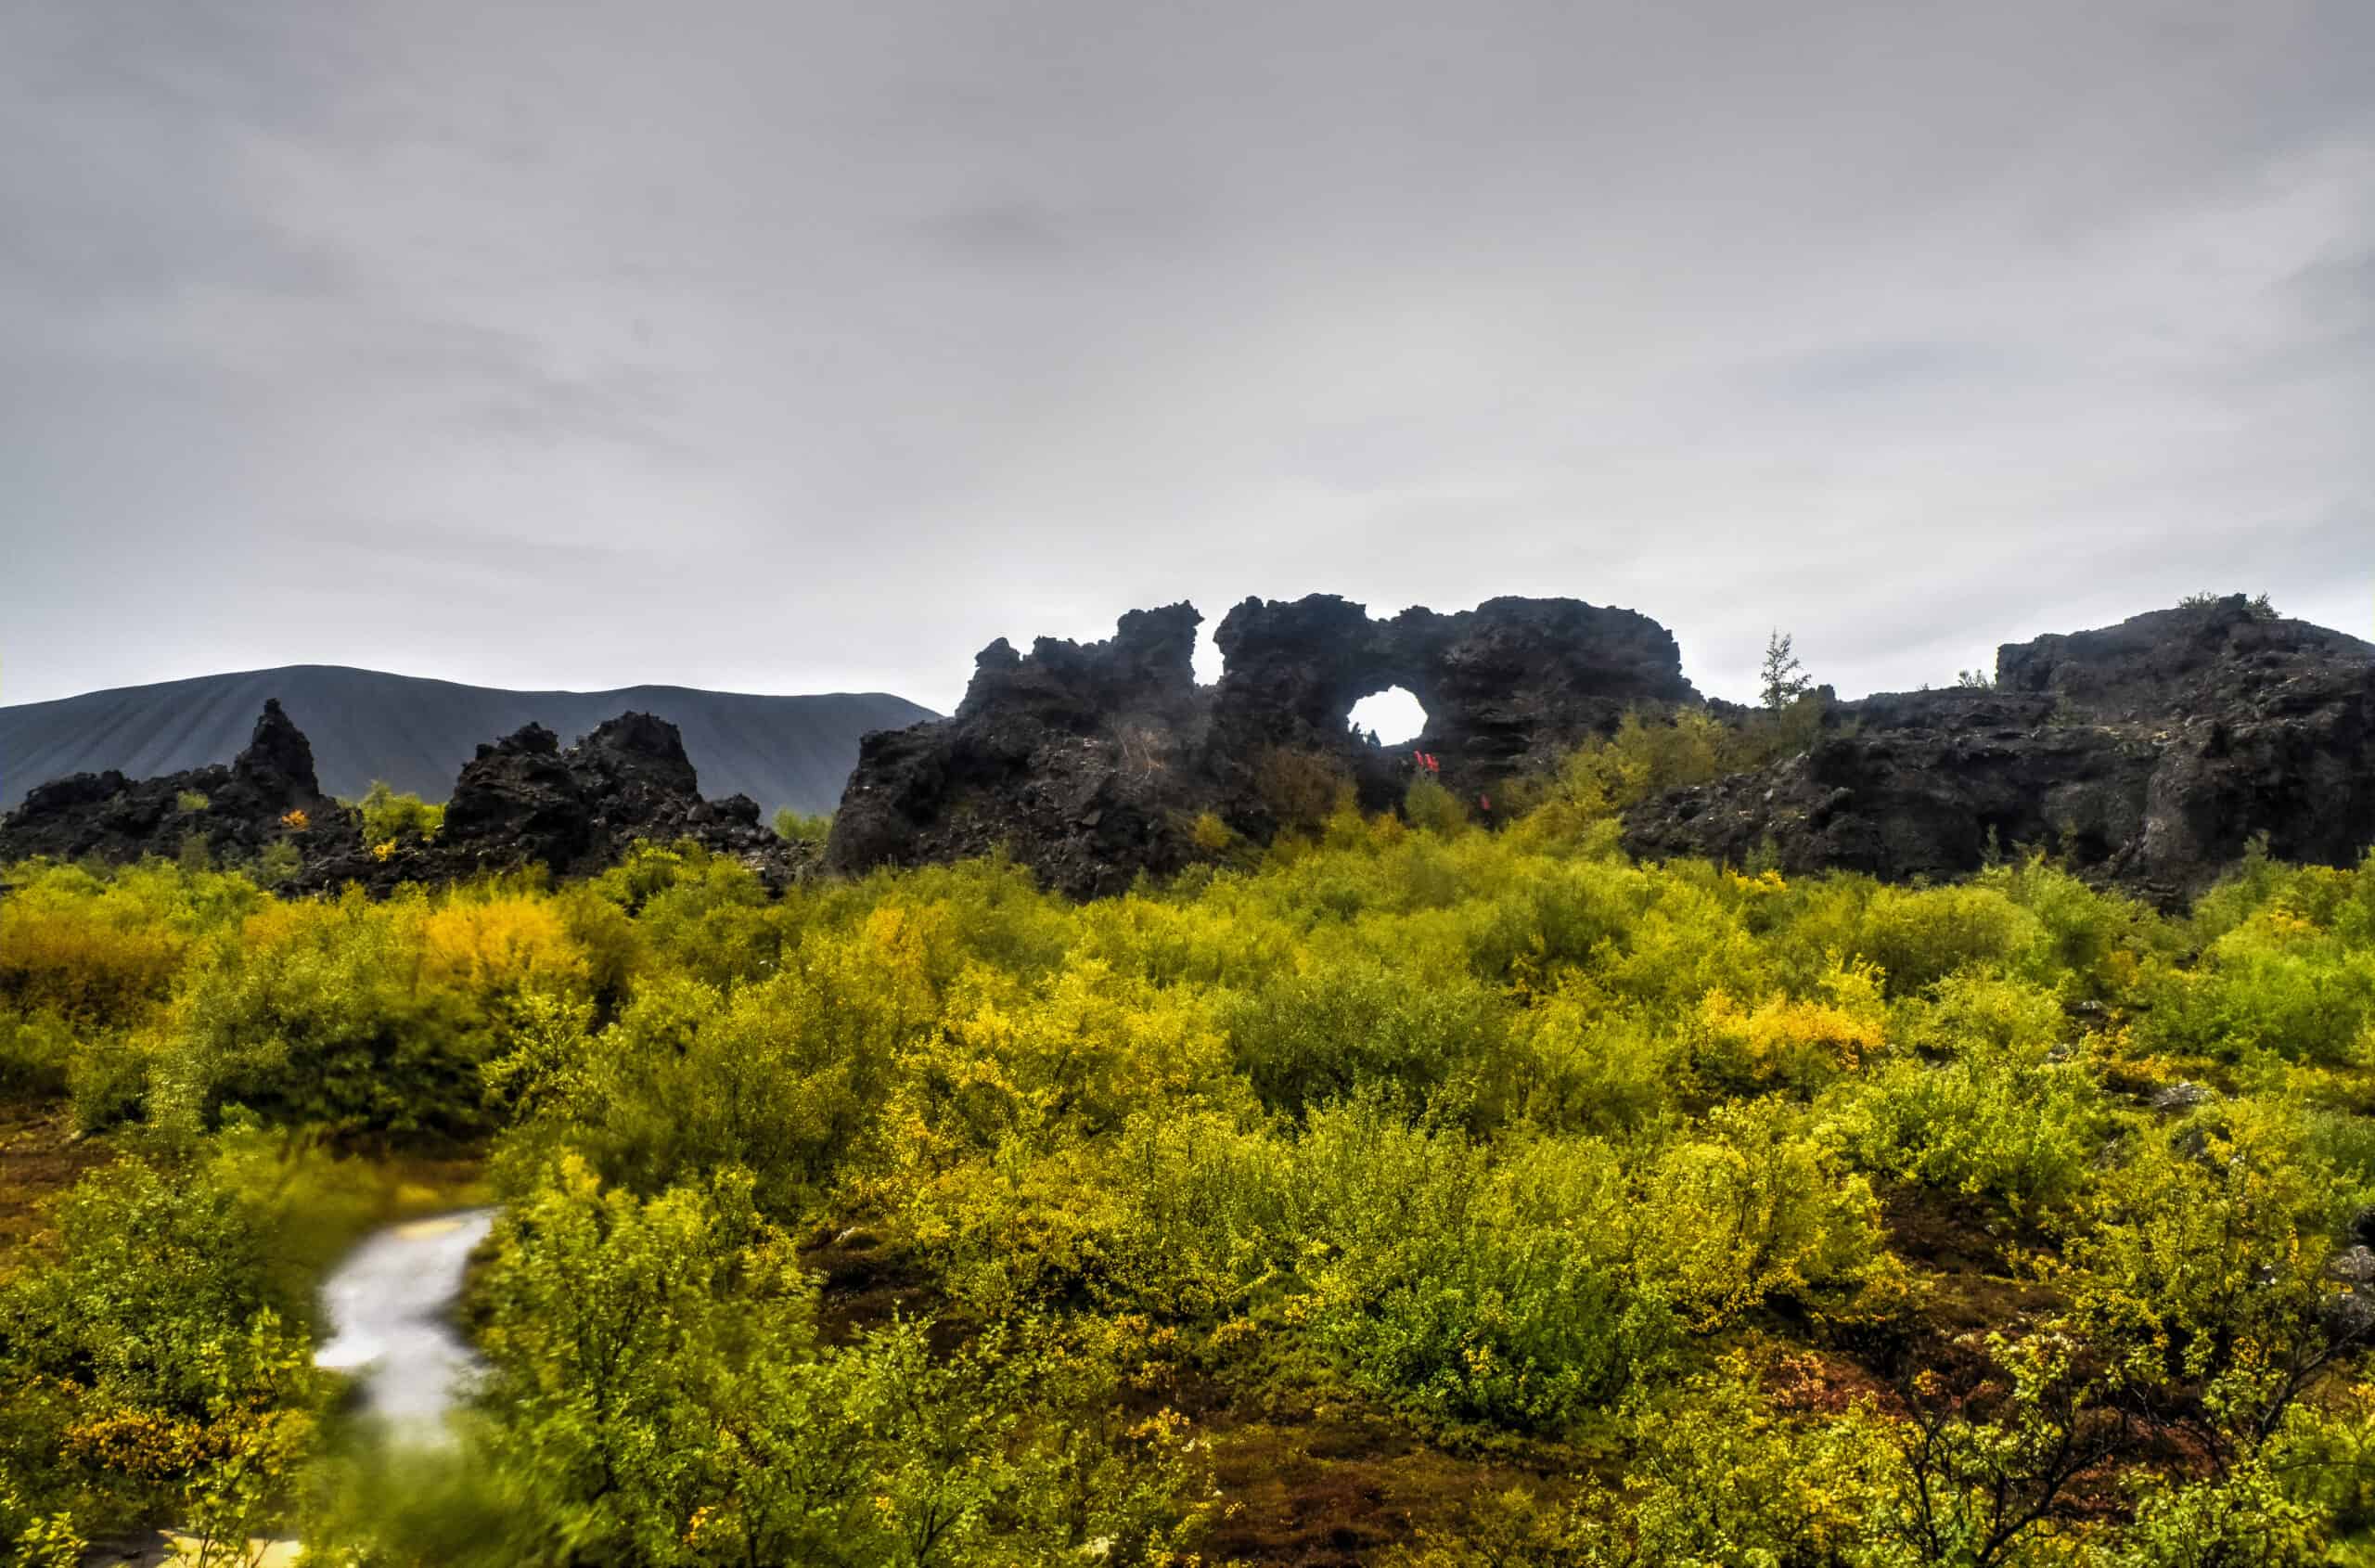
[773,807,833,845]
[1760,630,1812,713]
[2180,591,2279,623]
[357,781,444,844]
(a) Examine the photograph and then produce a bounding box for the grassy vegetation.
[772,806,833,846]
[353,782,446,860]
[6,726,2375,1563]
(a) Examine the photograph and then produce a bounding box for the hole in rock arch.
[1347,687,1429,748]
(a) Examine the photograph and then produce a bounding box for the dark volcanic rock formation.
[0,700,362,869]
[829,593,1700,896]
[1,702,803,892]
[825,605,1217,898]
[419,713,783,882]
[1622,598,2375,901]
[1211,596,1698,786]
[302,711,798,892]
[19,593,2369,906]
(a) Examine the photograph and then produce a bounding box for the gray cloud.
[2,0,2370,717]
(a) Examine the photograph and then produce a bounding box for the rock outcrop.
[14,593,2369,906]
[825,604,1218,898]
[1622,598,2375,901]
[345,712,791,887]
[0,700,362,868]
[0,703,805,892]
[828,593,1699,896]
[1211,595,1699,789]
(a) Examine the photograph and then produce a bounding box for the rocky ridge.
[827,593,1700,896]
[1620,597,2375,901]
[0,703,805,892]
[0,700,359,871]
[8,593,2372,904]
[833,591,2375,903]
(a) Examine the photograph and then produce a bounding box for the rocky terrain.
[836,592,2375,903]
[0,665,932,815]
[0,700,362,871]
[827,593,1701,896]
[7,593,2371,904]
[1623,596,2375,901]
[0,702,805,892]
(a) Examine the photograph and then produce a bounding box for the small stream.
[315,1208,497,1441]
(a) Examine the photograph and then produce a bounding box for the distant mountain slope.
[0,666,938,816]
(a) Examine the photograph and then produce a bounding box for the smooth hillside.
[0,666,937,816]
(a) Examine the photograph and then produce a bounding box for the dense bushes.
[1100,1102,1672,1426]
[1226,960,1510,1116]
[9,791,2375,1560]
[353,782,444,847]
[0,1157,319,1553]
[1832,975,2104,1215]
[448,1157,1203,1568]
[0,862,257,1030]
[160,891,546,1137]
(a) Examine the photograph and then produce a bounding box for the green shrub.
[1986,856,2166,1001]
[2,1157,290,1412]
[1828,973,2103,1215]
[1632,1100,1892,1323]
[157,888,586,1137]
[252,842,302,890]
[2101,1451,2323,1567]
[2068,1102,2353,1429]
[1224,958,1511,1119]
[771,806,832,845]
[0,1009,75,1101]
[1403,777,1470,838]
[464,1158,1201,1567]
[1833,1047,2102,1217]
[2134,905,2375,1066]
[67,1029,154,1133]
[1854,883,2043,996]
[1101,1097,1885,1431]
[592,844,781,989]
[1570,1369,1896,1567]
[1296,1112,1669,1429]
[510,970,892,1218]
[354,780,445,844]
[1509,986,1684,1135]
[0,1158,318,1543]
[1095,1102,1673,1428]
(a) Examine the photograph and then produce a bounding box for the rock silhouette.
[828,593,1700,896]
[0,700,360,869]
[1622,597,2375,901]
[7,593,2372,903]
[836,592,2375,902]
[0,702,802,891]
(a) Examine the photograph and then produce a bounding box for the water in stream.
[315,1208,498,1441]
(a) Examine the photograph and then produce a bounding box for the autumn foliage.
[7,746,2375,1562]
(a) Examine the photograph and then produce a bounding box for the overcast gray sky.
[3,0,2369,715]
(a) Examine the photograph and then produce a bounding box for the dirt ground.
[0,1101,113,1257]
